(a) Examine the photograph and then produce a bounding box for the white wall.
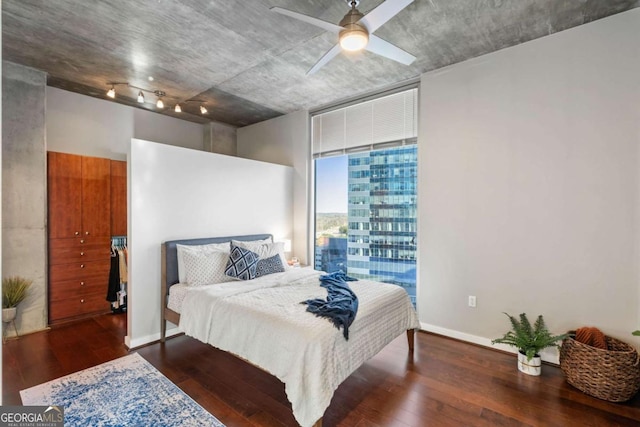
[46,87,205,159]
[418,9,640,360]
[237,110,310,264]
[128,139,293,347]
[133,108,204,152]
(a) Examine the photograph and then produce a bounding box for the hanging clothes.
[107,247,120,303]
[117,247,128,310]
[118,248,128,285]
[108,236,128,313]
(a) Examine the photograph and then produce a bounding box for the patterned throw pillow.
[233,241,290,271]
[177,242,230,283]
[255,254,286,277]
[225,245,259,280]
[182,249,231,286]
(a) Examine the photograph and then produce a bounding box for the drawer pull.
[85,231,90,235]
[80,264,85,268]
[80,239,85,244]
[80,282,85,286]
[80,299,85,303]
[80,252,85,256]
[75,231,80,236]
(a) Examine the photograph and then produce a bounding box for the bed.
[160,234,420,427]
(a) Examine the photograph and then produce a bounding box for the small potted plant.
[492,312,568,376]
[2,276,32,324]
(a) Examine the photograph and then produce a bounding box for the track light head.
[153,90,166,108]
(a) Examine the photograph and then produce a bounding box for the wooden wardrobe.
[47,152,126,324]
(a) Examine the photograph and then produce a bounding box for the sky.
[315,155,347,213]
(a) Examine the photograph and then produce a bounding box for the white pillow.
[232,240,290,270]
[230,237,272,250]
[182,248,232,286]
[176,242,230,283]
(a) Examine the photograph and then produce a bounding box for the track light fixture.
[106,82,209,116]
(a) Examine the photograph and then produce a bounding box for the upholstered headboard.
[161,234,273,291]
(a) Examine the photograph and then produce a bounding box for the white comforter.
[179,268,419,427]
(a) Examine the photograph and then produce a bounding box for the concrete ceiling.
[3,0,639,127]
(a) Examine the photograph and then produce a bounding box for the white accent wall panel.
[418,9,640,357]
[128,139,293,347]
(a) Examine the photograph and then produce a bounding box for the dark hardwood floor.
[3,314,640,426]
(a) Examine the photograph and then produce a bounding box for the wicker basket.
[559,335,640,402]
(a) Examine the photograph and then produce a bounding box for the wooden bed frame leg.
[407,329,415,352]
[160,316,166,343]
[313,418,322,427]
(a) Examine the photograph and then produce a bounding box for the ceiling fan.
[271,0,416,75]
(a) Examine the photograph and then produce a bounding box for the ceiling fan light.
[174,104,182,113]
[137,91,145,103]
[107,86,116,98]
[156,98,164,109]
[200,105,208,115]
[340,29,369,51]
[338,5,368,52]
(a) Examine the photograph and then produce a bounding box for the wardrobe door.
[110,160,127,236]
[48,152,83,239]
[81,156,111,237]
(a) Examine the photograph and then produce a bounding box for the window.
[312,88,418,305]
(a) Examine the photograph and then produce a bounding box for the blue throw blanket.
[302,271,359,340]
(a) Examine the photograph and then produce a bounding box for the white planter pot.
[2,307,17,323]
[518,351,542,376]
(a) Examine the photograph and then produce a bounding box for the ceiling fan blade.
[271,7,342,33]
[366,35,416,65]
[307,44,342,75]
[359,0,414,33]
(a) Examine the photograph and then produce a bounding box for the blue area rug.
[20,353,225,427]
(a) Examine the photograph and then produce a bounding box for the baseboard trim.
[419,322,560,365]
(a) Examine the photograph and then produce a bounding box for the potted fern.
[492,312,568,376]
[2,276,32,324]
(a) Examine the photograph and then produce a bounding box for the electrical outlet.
[468,295,477,308]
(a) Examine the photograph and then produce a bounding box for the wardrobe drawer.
[49,291,110,321]
[49,259,111,282]
[49,237,110,248]
[49,242,110,265]
[49,277,106,302]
